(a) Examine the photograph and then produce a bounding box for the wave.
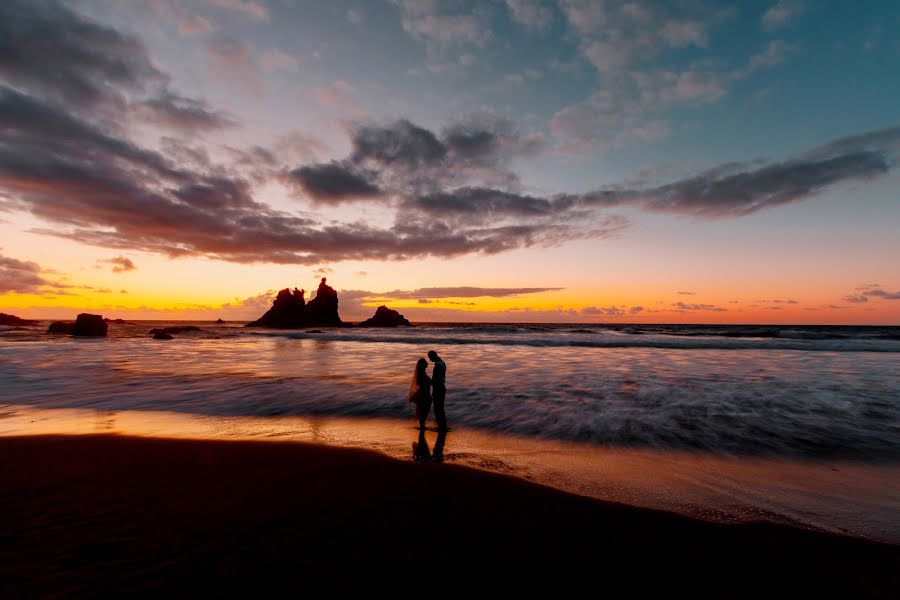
[245,329,900,352]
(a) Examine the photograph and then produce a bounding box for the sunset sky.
[1,0,898,323]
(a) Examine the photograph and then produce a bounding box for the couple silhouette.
[408,350,447,431]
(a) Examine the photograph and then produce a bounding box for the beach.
[2,322,899,595]
[2,434,898,597]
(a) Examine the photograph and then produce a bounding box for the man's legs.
[433,384,447,431]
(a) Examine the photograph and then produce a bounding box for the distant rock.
[246,278,344,328]
[72,313,108,337]
[0,313,34,326]
[153,332,174,340]
[148,326,202,335]
[104,318,130,324]
[358,305,412,327]
[245,287,307,328]
[47,321,74,334]
[215,318,226,324]
[306,278,343,327]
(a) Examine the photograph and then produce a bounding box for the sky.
[1,0,898,324]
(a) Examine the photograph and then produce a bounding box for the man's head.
[427,350,439,362]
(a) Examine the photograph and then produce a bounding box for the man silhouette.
[428,350,448,431]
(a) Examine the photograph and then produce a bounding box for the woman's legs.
[417,396,432,429]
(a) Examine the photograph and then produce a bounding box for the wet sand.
[1,434,897,597]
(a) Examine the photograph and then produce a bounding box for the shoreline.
[2,433,898,596]
[2,405,898,544]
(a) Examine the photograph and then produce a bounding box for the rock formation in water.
[306,278,343,326]
[153,332,174,340]
[47,321,74,334]
[0,313,34,326]
[72,313,108,336]
[245,278,343,328]
[215,318,226,324]
[148,326,202,335]
[358,305,412,327]
[47,313,108,336]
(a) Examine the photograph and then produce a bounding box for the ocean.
[2,320,899,541]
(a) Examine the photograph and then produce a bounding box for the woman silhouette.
[408,357,432,430]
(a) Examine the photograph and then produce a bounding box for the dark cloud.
[286,161,381,202]
[673,302,727,312]
[582,306,626,317]
[376,286,563,299]
[0,0,164,108]
[844,284,900,303]
[629,306,644,314]
[1,2,897,269]
[351,119,446,167]
[0,251,51,294]
[409,187,557,225]
[572,126,900,218]
[340,116,548,192]
[866,289,900,300]
[135,90,238,132]
[98,256,137,273]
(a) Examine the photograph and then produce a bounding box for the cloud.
[0,0,165,109]
[210,0,268,21]
[1,87,610,264]
[98,256,137,273]
[677,291,696,295]
[260,49,299,72]
[582,305,625,317]
[286,161,381,203]
[340,115,548,191]
[392,0,491,47]
[762,0,802,32]
[629,306,644,315]
[206,36,262,94]
[375,286,563,299]
[347,8,363,25]
[673,302,727,312]
[134,89,238,131]
[549,4,797,151]
[558,1,720,74]
[179,15,215,35]
[506,0,555,31]
[569,125,900,218]
[744,40,792,74]
[1,2,897,269]
[309,81,362,117]
[844,284,900,303]
[0,251,53,294]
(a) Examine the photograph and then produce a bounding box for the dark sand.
[1,435,897,597]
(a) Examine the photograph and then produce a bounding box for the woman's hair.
[409,358,428,402]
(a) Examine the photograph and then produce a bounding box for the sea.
[2,321,899,542]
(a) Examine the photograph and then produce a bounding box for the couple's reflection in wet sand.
[412,428,447,463]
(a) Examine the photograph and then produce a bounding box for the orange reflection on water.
[1,405,897,544]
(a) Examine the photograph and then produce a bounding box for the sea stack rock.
[153,332,174,340]
[47,321,74,334]
[359,306,412,327]
[245,287,308,328]
[215,318,226,324]
[306,278,342,326]
[1,313,33,326]
[148,326,202,335]
[72,313,108,336]
[245,278,345,328]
